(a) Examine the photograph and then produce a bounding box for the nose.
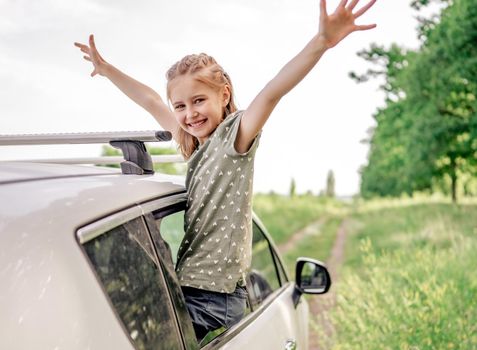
[187,108,199,119]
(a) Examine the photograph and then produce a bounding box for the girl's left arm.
[236,0,377,153]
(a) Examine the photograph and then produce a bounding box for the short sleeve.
[224,111,261,157]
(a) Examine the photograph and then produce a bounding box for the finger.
[83,56,92,62]
[89,34,97,50]
[338,0,348,8]
[346,0,359,10]
[89,34,104,62]
[355,23,377,31]
[320,0,328,18]
[75,43,92,56]
[74,42,88,50]
[79,47,90,54]
[354,0,377,18]
[91,69,97,77]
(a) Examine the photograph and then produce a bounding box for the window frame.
[139,193,198,350]
[199,214,293,349]
[76,192,293,350]
[138,198,294,349]
[251,213,290,286]
[76,192,191,350]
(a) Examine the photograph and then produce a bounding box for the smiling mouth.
[188,119,207,128]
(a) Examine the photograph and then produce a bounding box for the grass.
[253,193,347,277]
[253,193,346,245]
[329,200,477,349]
[254,194,477,349]
[282,216,343,277]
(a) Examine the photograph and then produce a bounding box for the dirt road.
[308,219,348,350]
[278,217,348,349]
[277,217,328,253]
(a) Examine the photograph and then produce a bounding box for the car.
[0,131,331,350]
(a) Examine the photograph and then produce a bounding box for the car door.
[135,196,310,350]
[208,217,309,350]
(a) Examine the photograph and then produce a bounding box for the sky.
[0,0,423,196]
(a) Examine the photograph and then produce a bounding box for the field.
[253,193,346,275]
[253,193,346,242]
[253,194,477,349]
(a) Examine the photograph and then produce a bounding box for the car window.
[157,209,185,265]
[144,208,198,350]
[273,248,288,286]
[82,217,182,350]
[149,205,257,346]
[247,222,282,309]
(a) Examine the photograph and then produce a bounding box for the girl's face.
[169,74,230,144]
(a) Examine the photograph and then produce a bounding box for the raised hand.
[318,0,377,49]
[74,34,108,77]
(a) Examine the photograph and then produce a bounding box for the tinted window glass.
[248,222,281,308]
[83,217,181,350]
[145,210,198,349]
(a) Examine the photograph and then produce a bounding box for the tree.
[289,178,296,198]
[326,170,335,198]
[352,45,415,198]
[403,0,477,202]
[356,0,477,202]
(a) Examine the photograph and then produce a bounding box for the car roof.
[0,161,187,274]
[0,161,186,222]
[0,161,119,184]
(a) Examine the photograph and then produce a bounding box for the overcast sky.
[0,0,423,196]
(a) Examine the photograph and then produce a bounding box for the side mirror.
[293,257,331,307]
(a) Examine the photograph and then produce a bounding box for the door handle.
[285,339,297,350]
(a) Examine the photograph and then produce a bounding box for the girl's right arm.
[74,35,178,136]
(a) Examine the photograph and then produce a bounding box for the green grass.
[282,216,342,277]
[253,193,347,277]
[329,200,477,349]
[253,193,346,245]
[251,195,477,348]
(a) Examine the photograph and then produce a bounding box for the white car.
[0,131,331,350]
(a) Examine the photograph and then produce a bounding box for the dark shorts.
[181,285,248,341]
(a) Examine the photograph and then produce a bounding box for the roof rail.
[8,155,184,165]
[0,131,181,175]
[0,130,170,145]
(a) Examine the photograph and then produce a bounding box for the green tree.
[289,177,296,198]
[352,44,415,198]
[403,0,477,201]
[356,0,477,202]
[326,170,335,198]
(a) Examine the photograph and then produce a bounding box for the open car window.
[247,222,282,309]
[156,210,186,265]
[81,216,183,350]
[144,206,198,350]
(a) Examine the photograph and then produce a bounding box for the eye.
[174,104,185,110]
[194,98,205,104]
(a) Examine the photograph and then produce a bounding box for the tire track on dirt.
[277,217,328,254]
[308,218,348,350]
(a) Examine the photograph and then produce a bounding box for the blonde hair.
[166,53,237,159]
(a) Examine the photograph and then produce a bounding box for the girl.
[75,0,377,342]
